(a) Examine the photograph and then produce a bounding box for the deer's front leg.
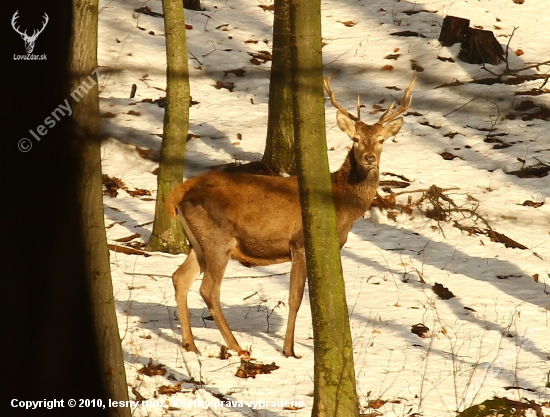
[283,245,307,358]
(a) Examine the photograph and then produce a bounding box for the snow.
[98,0,550,415]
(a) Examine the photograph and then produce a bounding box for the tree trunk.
[147,0,191,253]
[289,0,359,416]
[4,2,113,414]
[69,1,131,415]
[263,0,296,175]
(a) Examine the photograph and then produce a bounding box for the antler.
[30,13,49,40]
[378,72,417,125]
[323,73,358,122]
[11,11,26,37]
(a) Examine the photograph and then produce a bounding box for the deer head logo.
[12,11,49,54]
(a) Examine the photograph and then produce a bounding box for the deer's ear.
[380,117,403,139]
[336,110,356,139]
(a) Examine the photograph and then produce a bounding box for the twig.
[513,59,550,73]
[243,291,258,301]
[124,271,168,279]
[225,272,289,279]
[393,186,459,196]
[504,26,518,72]
[188,48,203,65]
[443,96,480,117]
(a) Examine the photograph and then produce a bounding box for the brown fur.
[168,76,413,357]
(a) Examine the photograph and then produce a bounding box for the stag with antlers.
[166,73,416,357]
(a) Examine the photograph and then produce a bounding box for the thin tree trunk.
[289,0,359,415]
[69,1,131,415]
[263,0,296,174]
[147,0,190,254]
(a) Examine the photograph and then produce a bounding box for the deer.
[11,11,49,54]
[166,73,416,358]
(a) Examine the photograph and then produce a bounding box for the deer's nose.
[364,153,377,164]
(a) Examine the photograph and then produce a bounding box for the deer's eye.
[378,139,384,144]
[352,137,359,142]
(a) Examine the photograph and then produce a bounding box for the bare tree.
[262,0,296,174]
[147,0,191,254]
[70,0,131,415]
[289,0,360,414]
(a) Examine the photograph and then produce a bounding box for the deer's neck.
[331,149,379,219]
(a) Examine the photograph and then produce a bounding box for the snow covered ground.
[98,0,550,415]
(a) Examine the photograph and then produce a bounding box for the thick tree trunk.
[147,0,190,253]
[69,1,131,415]
[4,3,113,414]
[263,0,296,175]
[289,0,359,416]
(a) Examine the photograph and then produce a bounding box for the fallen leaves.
[440,151,458,160]
[223,68,246,77]
[522,200,544,208]
[215,80,235,92]
[134,6,163,18]
[411,323,430,338]
[158,383,183,396]
[138,359,167,377]
[338,20,356,27]
[248,51,272,65]
[390,30,427,38]
[384,54,400,60]
[432,283,455,300]
[235,359,279,379]
[102,174,151,198]
[258,4,274,11]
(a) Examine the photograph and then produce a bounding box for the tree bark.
[69,1,131,415]
[263,0,296,175]
[289,0,359,415]
[147,0,191,253]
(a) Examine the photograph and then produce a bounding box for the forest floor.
[98,0,550,415]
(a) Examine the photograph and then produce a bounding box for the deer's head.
[12,11,49,54]
[324,73,416,172]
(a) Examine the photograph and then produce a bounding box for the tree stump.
[439,15,470,46]
[183,0,201,11]
[459,28,504,65]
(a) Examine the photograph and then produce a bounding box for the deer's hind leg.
[172,247,203,353]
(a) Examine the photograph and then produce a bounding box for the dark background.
[2,2,109,415]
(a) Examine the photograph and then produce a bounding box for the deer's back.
[172,171,304,266]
